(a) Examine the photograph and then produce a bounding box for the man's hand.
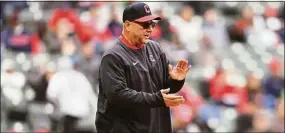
[161,89,185,107]
[169,60,191,81]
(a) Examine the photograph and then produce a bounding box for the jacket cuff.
[168,77,185,93]
[169,77,185,83]
[156,91,166,107]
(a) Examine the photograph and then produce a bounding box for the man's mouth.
[144,35,150,39]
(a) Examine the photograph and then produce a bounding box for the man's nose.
[146,26,154,32]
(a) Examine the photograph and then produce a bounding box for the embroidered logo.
[133,61,139,66]
[144,5,151,14]
[150,54,155,62]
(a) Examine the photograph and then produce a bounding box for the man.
[75,39,102,95]
[95,2,191,133]
[47,57,97,133]
[262,57,284,110]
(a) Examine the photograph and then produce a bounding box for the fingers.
[162,92,185,107]
[175,67,184,72]
[177,60,188,69]
[177,60,184,68]
[185,65,192,73]
[164,94,183,100]
[161,88,170,94]
[181,60,187,69]
[165,98,185,107]
[168,64,173,74]
[172,98,185,104]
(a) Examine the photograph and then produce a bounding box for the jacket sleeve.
[161,52,185,94]
[99,54,165,108]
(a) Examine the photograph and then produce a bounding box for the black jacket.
[95,36,185,133]
[26,67,48,102]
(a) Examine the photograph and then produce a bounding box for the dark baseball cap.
[123,2,161,22]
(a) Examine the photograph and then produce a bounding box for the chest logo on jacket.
[150,54,155,62]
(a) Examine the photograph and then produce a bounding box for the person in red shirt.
[209,68,248,109]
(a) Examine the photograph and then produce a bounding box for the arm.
[161,53,185,94]
[46,74,65,106]
[99,55,165,108]
[80,72,98,112]
[167,76,185,94]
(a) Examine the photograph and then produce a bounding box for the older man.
[95,2,191,133]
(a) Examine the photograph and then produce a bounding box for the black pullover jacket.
[95,35,185,133]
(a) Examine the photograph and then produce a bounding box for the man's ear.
[124,21,131,32]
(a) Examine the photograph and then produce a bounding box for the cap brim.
[134,15,161,22]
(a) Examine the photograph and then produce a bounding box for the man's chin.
[143,39,149,44]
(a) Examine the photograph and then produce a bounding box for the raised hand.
[169,59,191,81]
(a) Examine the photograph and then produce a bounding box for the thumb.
[161,88,170,94]
[168,64,173,74]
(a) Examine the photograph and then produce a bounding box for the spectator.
[169,5,203,51]
[209,68,247,108]
[81,3,112,44]
[152,8,175,41]
[74,37,101,94]
[172,83,205,132]
[26,67,52,103]
[107,8,123,38]
[238,72,264,115]
[162,33,194,66]
[201,7,230,51]
[228,7,254,43]
[46,57,97,133]
[245,72,262,102]
[43,8,81,54]
[28,20,48,55]
[1,11,40,54]
[262,57,284,110]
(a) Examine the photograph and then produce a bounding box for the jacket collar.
[119,35,144,50]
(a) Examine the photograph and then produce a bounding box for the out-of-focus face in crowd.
[269,57,283,77]
[55,18,75,39]
[241,7,254,21]
[204,8,217,24]
[180,6,194,22]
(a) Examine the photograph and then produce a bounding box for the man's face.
[127,20,156,45]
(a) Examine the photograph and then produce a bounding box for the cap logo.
[144,5,151,13]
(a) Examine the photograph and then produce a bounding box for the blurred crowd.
[1,1,284,133]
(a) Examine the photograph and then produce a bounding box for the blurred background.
[0,1,284,133]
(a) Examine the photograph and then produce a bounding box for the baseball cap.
[123,2,161,22]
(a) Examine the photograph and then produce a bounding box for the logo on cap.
[144,5,151,13]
